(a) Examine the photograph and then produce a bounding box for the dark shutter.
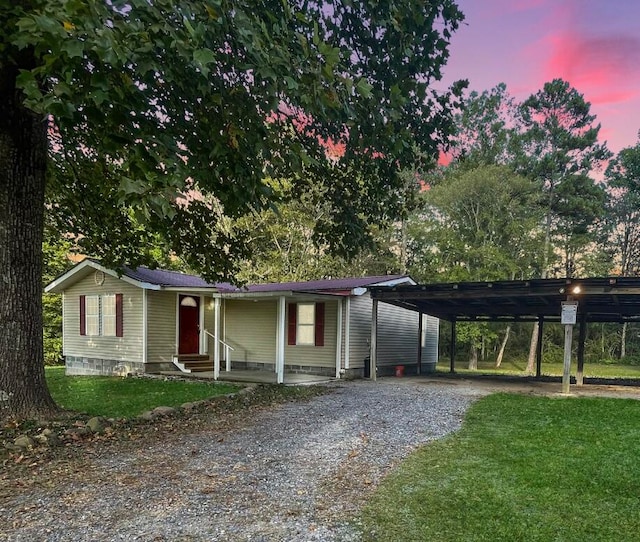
[287,303,297,345]
[115,294,123,337]
[315,302,325,347]
[79,295,86,336]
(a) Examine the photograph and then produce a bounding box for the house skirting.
[65,355,145,376]
[231,361,336,377]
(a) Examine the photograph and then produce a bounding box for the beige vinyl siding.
[285,300,337,369]
[203,296,215,355]
[146,290,178,363]
[224,299,277,363]
[63,273,143,363]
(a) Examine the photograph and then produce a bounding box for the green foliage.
[409,164,544,282]
[361,394,640,541]
[45,367,240,418]
[8,0,466,281]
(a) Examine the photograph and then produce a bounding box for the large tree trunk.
[0,62,59,422]
[495,324,511,368]
[468,344,478,370]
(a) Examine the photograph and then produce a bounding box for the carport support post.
[576,314,587,386]
[417,312,423,376]
[450,318,456,374]
[562,322,573,394]
[535,316,544,378]
[370,298,378,381]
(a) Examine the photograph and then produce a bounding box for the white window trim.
[296,302,316,346]
[85,295,101,337]
[102,294,117,337]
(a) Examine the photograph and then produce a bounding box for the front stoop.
[172,354,213,373]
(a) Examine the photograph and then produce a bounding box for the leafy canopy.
[8,0,466,279]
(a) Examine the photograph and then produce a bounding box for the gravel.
[0,378,486,541]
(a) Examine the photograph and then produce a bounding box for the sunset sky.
[441,0,640,155]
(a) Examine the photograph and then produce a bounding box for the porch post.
[370,298,378,381]
[276,296,285,384]
[336,298,343,378]
[344,298,351,370]
[213,297,221,380]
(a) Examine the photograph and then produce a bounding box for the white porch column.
[335,298,344,378]
[370,298,378,381]
[276,296,286,384]
[213,297,221,380]
[344,298,351,370]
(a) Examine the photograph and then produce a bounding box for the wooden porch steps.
[173,354,213,373]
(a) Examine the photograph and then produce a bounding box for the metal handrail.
[203,330,235,351]
[204,330,235,380]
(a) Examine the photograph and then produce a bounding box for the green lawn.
[46,366,241,418]
[441,359,640,380]
[361,394,640,541]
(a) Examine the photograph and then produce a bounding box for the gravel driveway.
[1,379,486,541]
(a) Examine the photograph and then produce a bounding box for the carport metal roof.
[369,277,640,323]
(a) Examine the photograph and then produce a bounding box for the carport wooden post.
[535,316,544,378]
[370,298,378,381]
[450,318,456,374]
[417,312,423,375]
[576,313,587,386]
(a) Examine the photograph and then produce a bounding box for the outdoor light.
[572,286,582,294]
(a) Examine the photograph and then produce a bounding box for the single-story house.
[45,259,439,382]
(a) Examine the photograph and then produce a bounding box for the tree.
[408,164,543,368]
[604,136,640,357]
[517,79,610,371]
[449,83,519,168]
[1,1,466,420]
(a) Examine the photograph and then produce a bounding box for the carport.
[369,277,640,385]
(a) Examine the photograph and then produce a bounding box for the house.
[45,259,439,382]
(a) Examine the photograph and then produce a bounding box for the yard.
[361,393,640,541]
[45,366,241,418]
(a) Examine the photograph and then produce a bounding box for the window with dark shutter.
[79,295,86,336]
[287,303,297,345]
[115,293,123,337]
[314,302,325,346]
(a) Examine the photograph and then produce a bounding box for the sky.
[440,0,640,155]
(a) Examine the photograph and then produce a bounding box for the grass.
[361,394,640,541]
[440,359,640,380]
[45,366,241,418]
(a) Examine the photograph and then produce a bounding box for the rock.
[86,416,107,433]
[64,426,90,438]
[13,435,34,449]
[181,402,196,411]
[139,411,156,421]
[152,406,176,417]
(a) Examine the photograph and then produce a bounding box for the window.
[287,302,325,347]
[85,296,100,336]
[80,294,123,337]
[102,295,116,336]
[296,303,315,345]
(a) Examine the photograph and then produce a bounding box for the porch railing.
[204,330,235,380]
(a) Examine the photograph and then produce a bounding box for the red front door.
[179,295,200,354]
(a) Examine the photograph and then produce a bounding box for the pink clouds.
[544,32,640,105]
